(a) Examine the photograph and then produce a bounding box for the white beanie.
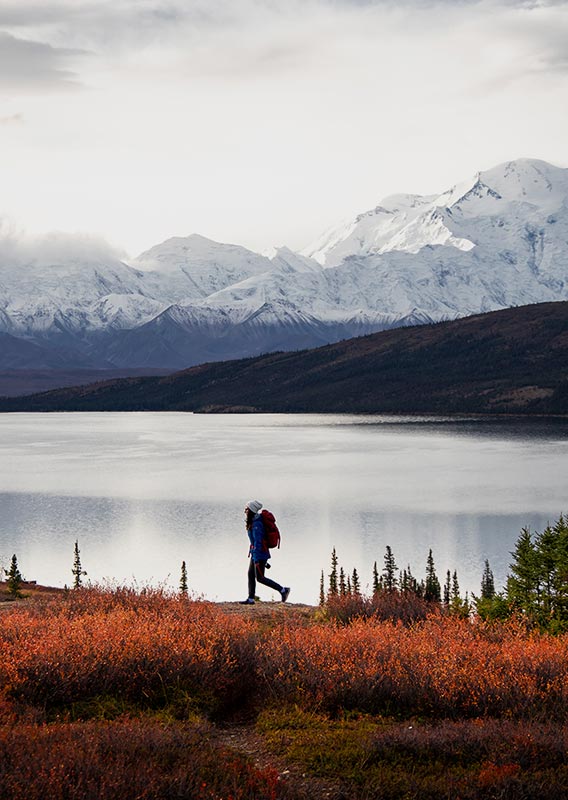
[246,500,263,514]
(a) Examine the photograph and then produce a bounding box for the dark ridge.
[0,367,173,397]
[1,301,567,415]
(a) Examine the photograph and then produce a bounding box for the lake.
[0,412,567,605]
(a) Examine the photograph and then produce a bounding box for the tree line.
[320,544,472,619]
[2,542,191,599]
[321,514,568,632]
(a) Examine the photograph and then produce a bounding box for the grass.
[257,706,568,799]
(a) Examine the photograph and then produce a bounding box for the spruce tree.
[179,560,188,596]
[5,554,22,598]
[552,515,568,627]
[372,561,380,595]
[480,558,495,600]
[535,524,558,616]
[450,570,461,613]
[451,570,460,602]
[346,575,352,596]
[319,570,325,605]
[339,567,347,597]
[352,568,361,596]
[507,527,539,616]
[328,548,339,597]
[71,540,87,590]
[443,570,451,607]
[449,571,469,618]
[382,545,398,592]
[424,549,441,602]
[404,565,419,595]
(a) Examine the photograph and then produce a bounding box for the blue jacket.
[248,513,269,563]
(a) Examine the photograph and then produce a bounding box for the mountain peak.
[379,193,436,212]
[303,158,568,266]
[478,158,568,210]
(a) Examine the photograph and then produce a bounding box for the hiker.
[240,500,290,605]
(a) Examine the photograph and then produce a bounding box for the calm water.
[0,412,567,605]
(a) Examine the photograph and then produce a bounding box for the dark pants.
[248,559,283,599]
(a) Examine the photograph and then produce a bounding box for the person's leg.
[247,557,256,599]
[254,561,283,593]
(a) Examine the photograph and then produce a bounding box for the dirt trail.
[214,722,346,800]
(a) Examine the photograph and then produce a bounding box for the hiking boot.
[239,597,255,605]
[281,587,291,603]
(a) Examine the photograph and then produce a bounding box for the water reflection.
[0,413,566,604]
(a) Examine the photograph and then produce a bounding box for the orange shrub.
[259,616,568,718]
[324,590,436,625]
[0,588,257,712]
[3,589,568,721]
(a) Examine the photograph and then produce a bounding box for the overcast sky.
[0,0,567,257]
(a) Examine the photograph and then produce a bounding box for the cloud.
[2,1,567,74]
[0,32,85,94]
[516,8,568,75]
[1,0,567,256]
[0,113,24,125]
[0,222,125,267]
[0,3,75,27]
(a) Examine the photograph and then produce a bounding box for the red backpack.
[261,509,281,549]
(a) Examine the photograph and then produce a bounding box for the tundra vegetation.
[1,518,568,799]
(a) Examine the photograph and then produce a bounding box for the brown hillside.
[1,301,567,415]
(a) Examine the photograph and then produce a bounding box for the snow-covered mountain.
[1,158,567,372]
[133,233,274,299]
[303,158,568,264]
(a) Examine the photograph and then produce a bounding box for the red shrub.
[325,590,436,625]
[3,588,568,722]
[259,615,568,718]
[0,718,284,800]
[0,588,257,712]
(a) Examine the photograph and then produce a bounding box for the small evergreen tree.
[71,540,87,589]
[443,570,451,607]
[372,561,380,595]
[328,548,339,597]
[424,549,441,602]
[319,570,325,606]
[339,567,347,597]
[451,570,460,602]
[346,575,352,596]
[449,571,470,618]
[402,564,419,595]
[179,560,188,596]
[5,554,22,598]
[480,558,495,600]
[382,545,398,592]
[352,568,361,596]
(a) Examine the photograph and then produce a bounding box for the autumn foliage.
[1,588,568,720]
[2,587,568,799]
[262,614,568,718]
[0,588,256,712]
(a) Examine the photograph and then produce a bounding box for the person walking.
[240,500,290,605]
